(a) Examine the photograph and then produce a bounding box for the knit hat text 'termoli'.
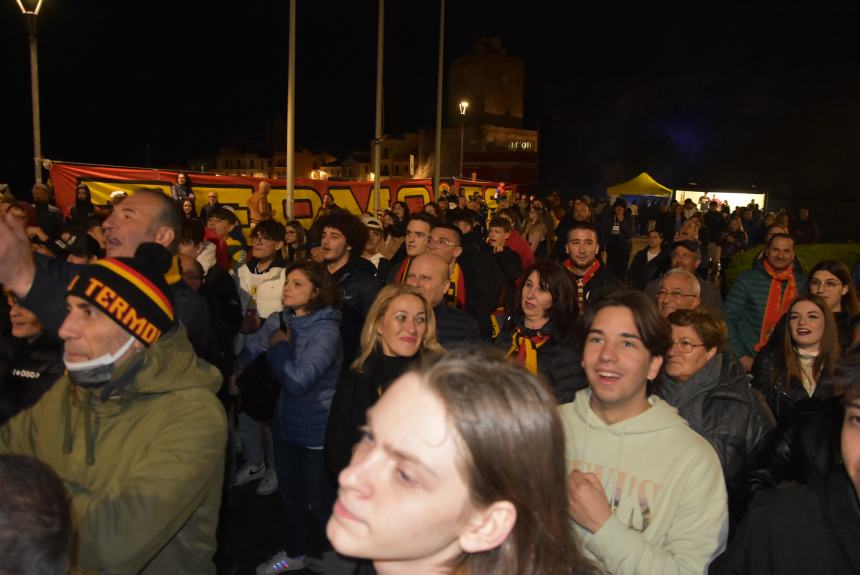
[66,243,176,346]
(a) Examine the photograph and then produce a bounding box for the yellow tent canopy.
[607,172,673,198]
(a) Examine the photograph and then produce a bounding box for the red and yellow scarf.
[754,260,798,352]
[564,259,601,316]
[446,262,466,310]
[507,326,551,375]
[394,256,413,284]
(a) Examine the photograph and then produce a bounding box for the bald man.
[404,253,478,348]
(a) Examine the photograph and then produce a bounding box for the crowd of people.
[0,177,857,575]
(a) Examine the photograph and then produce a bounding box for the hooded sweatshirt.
[0,325,227,574]
[559,389,728,575]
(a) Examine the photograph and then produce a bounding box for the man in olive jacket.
[0,245,227,574]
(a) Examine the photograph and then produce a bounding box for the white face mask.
[64,335,137,386]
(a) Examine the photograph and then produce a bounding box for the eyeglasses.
[429,237,459,248]
[671,339,708,353]
[657,289,697,300]
[810,278,842,291]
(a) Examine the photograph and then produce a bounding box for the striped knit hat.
[66,243,177,346]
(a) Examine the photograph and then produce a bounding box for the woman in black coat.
[751,295,842,423]
[324,285,442,478]
[657,307,775,522]
[494,260,586,403]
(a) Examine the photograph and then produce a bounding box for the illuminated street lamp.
[16,0,45,184]
[458,100,469,178]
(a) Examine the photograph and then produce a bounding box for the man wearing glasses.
[646,239,724,315]
[655,269,701,317]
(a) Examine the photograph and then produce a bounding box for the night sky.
[3,1,860,203]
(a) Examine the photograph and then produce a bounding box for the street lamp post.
[17,0,45,185]
[458,100,469,178]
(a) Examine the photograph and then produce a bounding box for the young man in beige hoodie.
[560,289,728,574]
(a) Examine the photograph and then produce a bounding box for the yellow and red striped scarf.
[446,262,467,310]
[394,256,414,284]
[755,259,798,352]
[564,259,601,316]
[507,326,551,375]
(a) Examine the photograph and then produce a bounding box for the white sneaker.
[233,462,265,487]
[256,467,279,495]
[256,551,305,574]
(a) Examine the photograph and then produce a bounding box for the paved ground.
[216,477,296,575]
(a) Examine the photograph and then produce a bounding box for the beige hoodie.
[560,389,728,574]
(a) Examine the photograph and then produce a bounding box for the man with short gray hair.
[646,240,723,315]
[656,269,701,317]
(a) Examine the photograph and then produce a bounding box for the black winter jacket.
[626,245,670,291]
[324,352,414,478]
[746,395,843,501]
[711,467,860,575]
[0,332,64,425]
[750,343,833,423]
[567,263,623,314]
[656,353,776,500]
[494,318,586,403]
[433,302,479,349]
[331,256,383,367]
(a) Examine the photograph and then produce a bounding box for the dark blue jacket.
[237,306,342,447]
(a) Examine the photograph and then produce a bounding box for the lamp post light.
[458,100,469,178]
[17,0,45,185]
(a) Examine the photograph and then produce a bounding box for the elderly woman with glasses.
[656,307,776,521]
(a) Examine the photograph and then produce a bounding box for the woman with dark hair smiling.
[751,295,842,422]
[494,260,586,403]
[762,259,860,352]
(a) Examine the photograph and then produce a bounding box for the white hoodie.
[560,389,728,575]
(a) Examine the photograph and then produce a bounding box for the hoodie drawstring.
[83,388,95,466]
[62,385,96,466]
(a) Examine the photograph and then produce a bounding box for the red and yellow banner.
[49,162,511,231]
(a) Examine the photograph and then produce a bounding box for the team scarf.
[445,262,467,310]
[564,259,601,316]
[507,325,551,375]
[490,306,506,340]
[754,259,799,352]
[394,256,414,284]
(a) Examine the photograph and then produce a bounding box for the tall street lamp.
[17,0,45,185]
[458,100,469,178]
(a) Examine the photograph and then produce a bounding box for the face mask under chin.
[64,335,137,388]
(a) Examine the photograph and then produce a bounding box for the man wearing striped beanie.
[0,243,228,574]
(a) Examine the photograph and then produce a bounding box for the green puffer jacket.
[724,259,806,359]
[0,325,227,575]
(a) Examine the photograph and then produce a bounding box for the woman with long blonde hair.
[325,284,443,477]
